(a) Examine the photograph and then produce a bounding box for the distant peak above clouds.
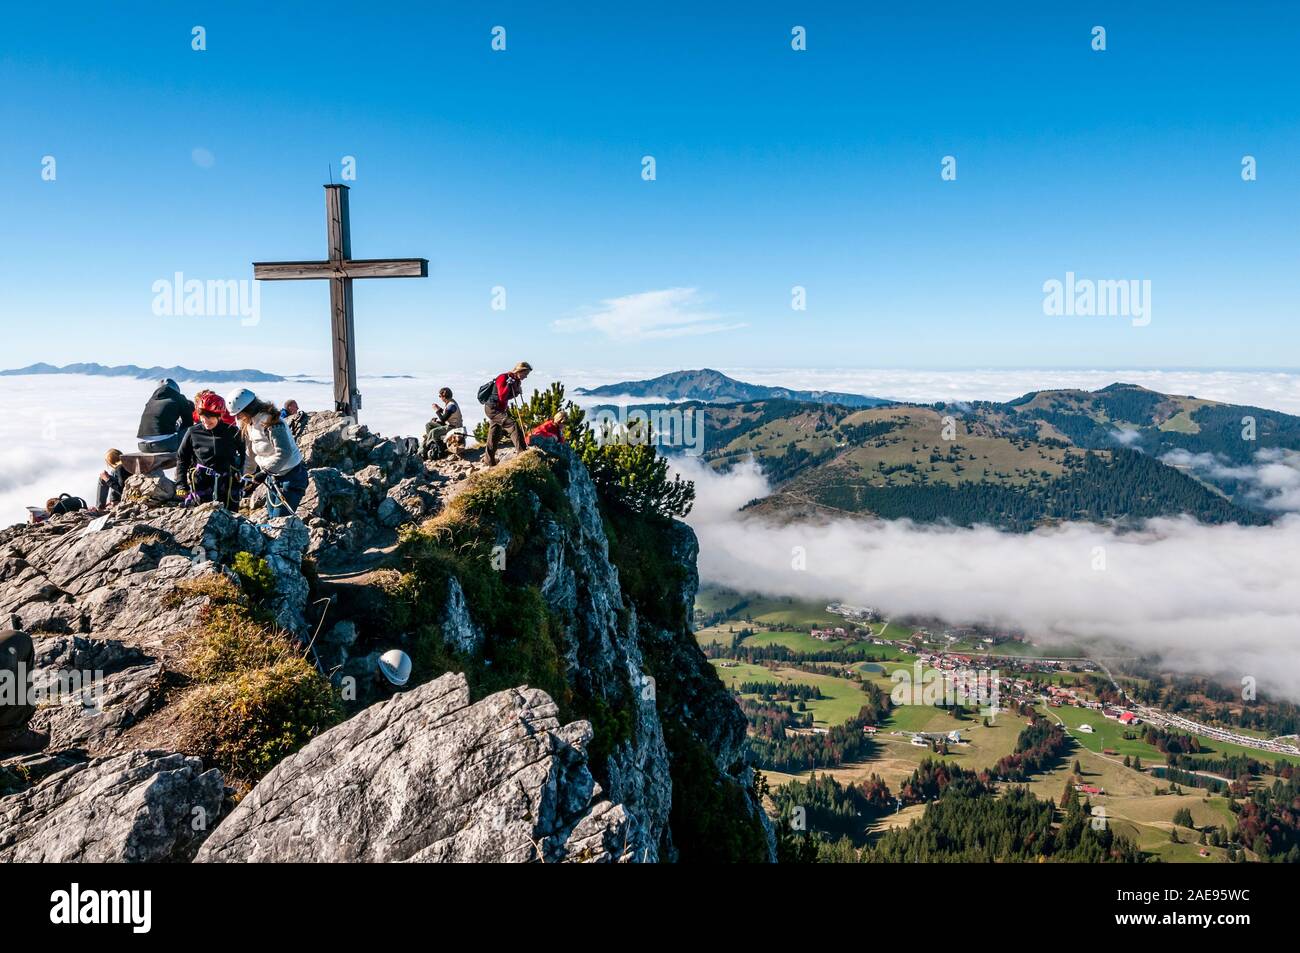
[0,362,287,383]
[574,368,887,406]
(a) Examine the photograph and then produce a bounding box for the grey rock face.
[0,505,310,643]
[438,576,484,655]
[525,451,673,859]
[377,477,439,528]
[292,412,438,564]
[0,749,224,862]
[121,473,177,506]
[195,673,634,863]
[0,503,313,757]
[0,414,773,863]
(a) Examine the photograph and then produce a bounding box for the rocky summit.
[0,411,773,863]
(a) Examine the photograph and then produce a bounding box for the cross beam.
[253,184,428,418]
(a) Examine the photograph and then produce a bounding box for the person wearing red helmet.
[176,392,245,508]
[192,389,236,426]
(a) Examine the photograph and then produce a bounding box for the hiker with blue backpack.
[477,361,531,467]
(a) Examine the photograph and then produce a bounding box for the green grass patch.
[1040,704,1161,761]
[711,660,874,728]
[178,601,342,783]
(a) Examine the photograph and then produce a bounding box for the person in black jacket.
[136,378,194,454]
[177,393,244,508]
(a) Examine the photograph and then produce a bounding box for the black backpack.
[49,494,87,516]
[476,379,496,404]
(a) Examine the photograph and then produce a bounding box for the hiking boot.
[0,727,49,755]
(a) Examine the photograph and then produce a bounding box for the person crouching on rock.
[228,388,309,519]
[177,392,245,509]
[525,410,568,452]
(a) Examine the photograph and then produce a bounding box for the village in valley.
[695,584,1300,862]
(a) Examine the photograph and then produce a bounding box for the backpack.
[476,379,496,404]
[49,494,87,516]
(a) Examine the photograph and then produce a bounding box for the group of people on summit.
[41,360,565,524]
[103,379,310,517]
[5,361,570,753]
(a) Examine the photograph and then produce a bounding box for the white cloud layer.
[674,455,1300,701]
[553,288,746,341]
[1163,448,1300,513]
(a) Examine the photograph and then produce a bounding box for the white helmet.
[227,387,258,416]
[378,649,412,687]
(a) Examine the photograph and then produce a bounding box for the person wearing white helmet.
[227,388,308,519]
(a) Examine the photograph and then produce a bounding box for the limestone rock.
[300,468,363,524]
[0,501,314,759]
[195,673,634,863]
[28,634,162,751]
[439,576,484,655]
[122,473,177,506]
[0,750,224,862]
[377,477,438,528]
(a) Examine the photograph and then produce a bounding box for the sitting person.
[228,388,308,519]
[421,388,463,460]
[526,410,568,448]
[177,392,244,509]
[280,399,300,419]
[96,448,129,509]
[136,378,194,454]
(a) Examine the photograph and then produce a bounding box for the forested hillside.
[650,382,1289,528]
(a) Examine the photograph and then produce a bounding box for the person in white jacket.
[228,388,308,519]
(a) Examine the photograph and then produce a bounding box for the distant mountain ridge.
[0,362,287,383]
[575,368,887,407]
[668,381,1300,530]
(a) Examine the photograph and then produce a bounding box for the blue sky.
[1,1,1297,376]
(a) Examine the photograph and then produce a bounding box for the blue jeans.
[267,462,309,518]
[138,432,181,454]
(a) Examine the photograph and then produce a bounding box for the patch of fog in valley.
[673,454,1300,702]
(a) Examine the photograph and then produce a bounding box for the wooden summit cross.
[253,184,427,419]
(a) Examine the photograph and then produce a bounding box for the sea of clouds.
[7,364,1300,526]
[4,366,1299,698]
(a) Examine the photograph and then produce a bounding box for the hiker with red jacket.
[477,361,531,466]
[526,410,567,448]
